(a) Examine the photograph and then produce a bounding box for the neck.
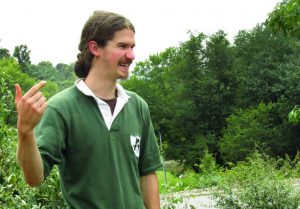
[84,71,117,100]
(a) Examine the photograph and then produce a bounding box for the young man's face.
[100,28,135,80]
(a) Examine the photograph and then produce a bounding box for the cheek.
[108,51,124,62]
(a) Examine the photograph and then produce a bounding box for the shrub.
[157,170,199,194]
[213,152,300,209]
[220,102,294,163]
[195,148,222,189]
[164,160,185,177]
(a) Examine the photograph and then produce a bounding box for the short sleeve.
[35,106,66,179]
[138,104,162,176]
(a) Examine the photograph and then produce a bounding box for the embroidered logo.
[130,135,141,157]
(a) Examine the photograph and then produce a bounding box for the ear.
[88,41,101,56]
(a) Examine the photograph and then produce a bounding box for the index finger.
[23,81,47,98]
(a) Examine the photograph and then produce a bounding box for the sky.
[0,0,282,66]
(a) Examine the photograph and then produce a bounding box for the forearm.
[140,172,160,209]
[17,130,44,187]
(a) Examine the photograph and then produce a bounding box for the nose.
[126,48,135,61]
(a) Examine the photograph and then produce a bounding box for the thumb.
[15,84,22,105]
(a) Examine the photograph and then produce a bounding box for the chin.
[119,74,129,80]
[118,70,129,79]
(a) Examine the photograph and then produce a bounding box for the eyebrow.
[117,42,136,48]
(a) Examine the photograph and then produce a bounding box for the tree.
[13,45,31,73]
[123,47,182,159]
[203,30,237,137]
[233,25,295,108]
[267,0,300,39]
[0,58,59,125]
[124,21,300,168]
[125,31,236,168]
[32,61,55,80]
[0,47,10,59]
[220,102,298,163]
[55,63,76,89]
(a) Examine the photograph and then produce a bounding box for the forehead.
[109,28,135,45]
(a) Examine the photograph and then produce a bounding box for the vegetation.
[213,152,300,209]
[122,23,300,167]
[1,0,300,207]
[267,0,300,38]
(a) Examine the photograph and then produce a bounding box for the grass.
[157,170,199,194]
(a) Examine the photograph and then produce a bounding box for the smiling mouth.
[119,62,131,67]
[120,64,130,67]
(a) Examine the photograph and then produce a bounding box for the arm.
[15,81,48,187]
[140,172,160,209]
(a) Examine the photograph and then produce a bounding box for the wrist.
[17,128,34,140]
[17,120,35,135]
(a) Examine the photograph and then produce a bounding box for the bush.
[164,160,185,177]
[195,148,222,189]
[213,152,300,209]
[220,102,294,163]
[157,170,199,194]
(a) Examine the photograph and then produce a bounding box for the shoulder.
[125,90,148,108]
[47,86,84,108]
[124,90,152,121]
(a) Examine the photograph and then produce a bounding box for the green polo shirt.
[35,86,162,209]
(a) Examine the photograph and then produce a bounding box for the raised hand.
[15,81,48,134]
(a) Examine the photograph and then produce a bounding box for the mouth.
[119,62,132,68]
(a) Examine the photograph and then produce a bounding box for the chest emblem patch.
[130,135,141,157]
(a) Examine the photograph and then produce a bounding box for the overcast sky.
[0,0,281,66]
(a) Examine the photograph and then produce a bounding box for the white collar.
[75,79,130,130]
[75,79,130,102]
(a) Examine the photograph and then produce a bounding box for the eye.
[118,43,127,49]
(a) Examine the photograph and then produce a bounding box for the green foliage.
[196,148,220,175]
[267,0,300,38]
[194,149,223,189]
[164,160,185,177]
[160,185,196,209]
[203,30,237,134]
[213,152,300,209]
[0,58,54,94]
[275,152,300,178]
[158,171,199,209]
[27,62,76,91]
[0,78,14,125]
[0,47,10,59]
[13,45,31,73]
[157,170,199,194]
[220,102,296,163]
[125,31,237,168]
[1,58,34,90]
[124,21,300,168]
[289,105,300,124]
[127,6,300,169]
[233,25,296,108]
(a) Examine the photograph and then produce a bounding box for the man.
[15,10,162,209]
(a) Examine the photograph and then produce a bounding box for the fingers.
[15,84,22,105]
[31,91,43,103]
[33,95,47,110]
[15,82,49,133]
[15,81,48,114]
[23,81,47,99]
[38,100,48,113]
